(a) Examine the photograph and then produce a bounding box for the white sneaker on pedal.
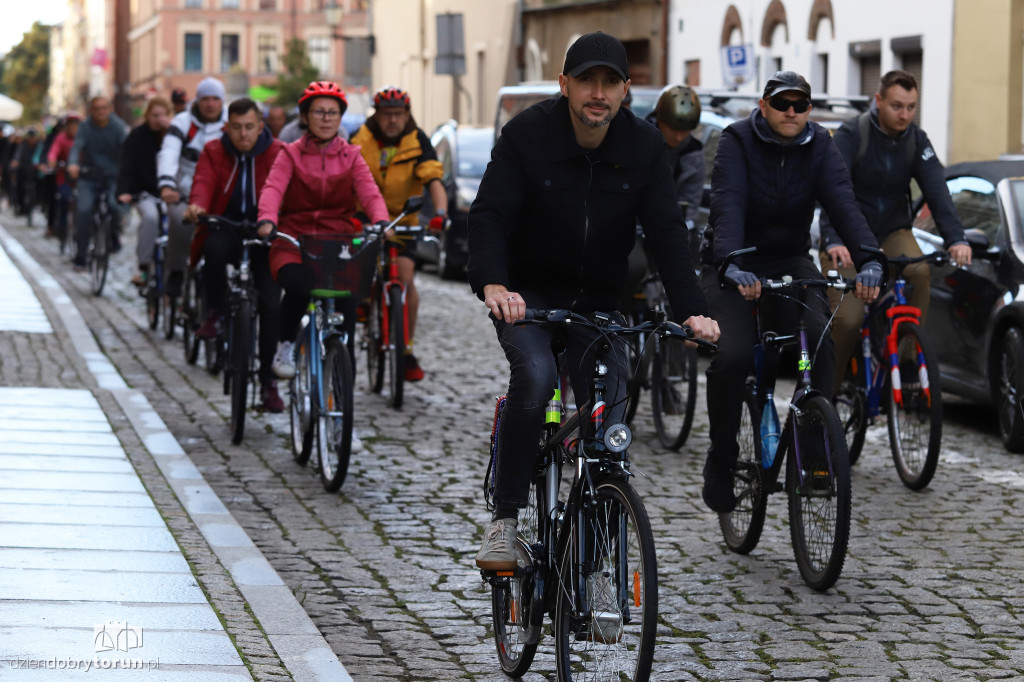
[475,518,517,571]
[272,341,296,379]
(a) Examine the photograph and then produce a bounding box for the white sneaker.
[272,341,296,379]
[475,518,518,571]
[351,429,364,453]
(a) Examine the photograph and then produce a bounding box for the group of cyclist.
[9,76,448,414]
[469,32,968,571]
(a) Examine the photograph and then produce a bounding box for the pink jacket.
[47,132,76,185]
[259,134,388,276]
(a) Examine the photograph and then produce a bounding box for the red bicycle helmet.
[298,80,348,116]
[373,86,410,109]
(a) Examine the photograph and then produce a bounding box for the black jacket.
[820,106,966,250]
[468,96,707,321]
[116,123,164,198]
[703,110,877,272]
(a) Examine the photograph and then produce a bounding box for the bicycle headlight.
[603,423,632,453]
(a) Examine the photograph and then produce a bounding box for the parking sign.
[720,44,756,86]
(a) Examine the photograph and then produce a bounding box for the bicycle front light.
[604,423,632,453]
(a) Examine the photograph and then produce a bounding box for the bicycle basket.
[297,233,380,297]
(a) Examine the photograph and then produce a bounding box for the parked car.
[419,120,493,279]
[911,159,1024,450]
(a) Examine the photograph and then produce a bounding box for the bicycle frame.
[375,229,419,353]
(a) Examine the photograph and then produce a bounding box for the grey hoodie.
[68,113,128,179]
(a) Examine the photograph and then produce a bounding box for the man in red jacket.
[185,98,286,412]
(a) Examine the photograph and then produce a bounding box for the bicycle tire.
[554,476,657,682]
[290,334,315,464]
[183,272,201,365]
[887,324,942,490]
[229,299,252,445]
[317,337,354,492]
[365,283,385,393]
[787,394,851,592]
[720,387,768,554]
[90,214,110,296]
[834,376,867,466]
[146,285,160,331]
[387,285,405,409]
[650,336,697,450]
[490,536,541,677]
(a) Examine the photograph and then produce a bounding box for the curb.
[0,225,352,682]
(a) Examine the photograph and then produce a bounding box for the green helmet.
[655,85,701,131]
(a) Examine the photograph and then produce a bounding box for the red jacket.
[189,130,285,265]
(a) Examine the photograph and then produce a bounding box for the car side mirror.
[403,196,425,214]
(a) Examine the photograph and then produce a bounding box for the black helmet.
[655,85,701,132]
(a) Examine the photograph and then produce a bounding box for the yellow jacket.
[351,125,443,225]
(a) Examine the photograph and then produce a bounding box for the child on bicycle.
[257,81,389,380]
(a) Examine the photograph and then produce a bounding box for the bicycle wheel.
[290,333,315,464]
[90,214,110,296]
[787,395,851,591]
[554,476,656,681]
[229,300,252,445]
[887,324,942,490]
[146,284,160,331]
[649,336,697,450]
[183,272,201,365]
[720,387,768,554]
[365,283,385,393]
[317,337,354,492]
[834,375,867,466]
[491,458,546,677]
[387,285,405,409]
[622,331,644,425]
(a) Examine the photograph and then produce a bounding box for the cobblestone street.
[4,208,1024,681]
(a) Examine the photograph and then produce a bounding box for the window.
[185,0,202,7]
[222,0,238,8]
[220,34,239,73]
[260,0,275,8]
[915,176,1000,243]
[184,33,202,72]
[344,37,371,87]
[684,59,700,86]
[308,36,330,75]
[257,35,277,74]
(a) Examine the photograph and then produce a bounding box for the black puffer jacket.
[820,105,966,250]
[469,96,707,321]
[702,109,877,272]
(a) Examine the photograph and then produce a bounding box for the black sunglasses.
[768,95,811,114]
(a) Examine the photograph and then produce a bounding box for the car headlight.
[456,185,476,212]
[603,423,632,453]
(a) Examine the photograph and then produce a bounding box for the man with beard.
[350,85,448,382]
[468,32,719,569]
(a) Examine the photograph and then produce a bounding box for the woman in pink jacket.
[257,81,389,379]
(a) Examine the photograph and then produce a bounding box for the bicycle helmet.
[64,112,83,123]
[373,86,411,109]
[655,85,701,132]
[298,80,348,116]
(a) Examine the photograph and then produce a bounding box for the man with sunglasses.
[819,69,970,393]
[698,70,882,513]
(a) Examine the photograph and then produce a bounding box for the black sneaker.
[702,456,737,514]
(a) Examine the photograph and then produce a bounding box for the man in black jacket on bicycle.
[468,31,719,571]
[700,71,882,514]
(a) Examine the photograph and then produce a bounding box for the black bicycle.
[78,168,117,296]
[716,247,852,591]
[134,194,173,337]
[482,309,715,680]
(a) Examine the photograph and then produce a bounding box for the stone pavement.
[4,203,1024,681]
[0,218,349,680]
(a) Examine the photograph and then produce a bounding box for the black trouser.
[277,263,357,363]
[490,305,629,509]
[204,230,282,385]
[699,257,835,467]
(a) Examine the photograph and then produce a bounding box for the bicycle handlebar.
[199,215,271,246]
[516,308,717,351]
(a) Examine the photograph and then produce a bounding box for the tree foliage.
[274,39,320,109]
[1,22,50,122]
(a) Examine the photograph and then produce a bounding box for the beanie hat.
[195,77,226,101]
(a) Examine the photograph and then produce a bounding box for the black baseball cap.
[171,88,187,104]
[762,71,811,99]
[562,32,629,82]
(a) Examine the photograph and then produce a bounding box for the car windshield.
[915,175,1001,242]
[456,128,493,178]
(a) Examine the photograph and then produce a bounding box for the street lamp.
[323,1,375,55]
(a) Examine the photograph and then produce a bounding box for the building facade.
[667,0,1024,163]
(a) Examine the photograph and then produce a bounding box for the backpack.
[853,111,916,170]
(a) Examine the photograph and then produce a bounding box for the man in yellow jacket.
[352,86,448,381]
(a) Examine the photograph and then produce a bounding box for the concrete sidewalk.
[0,223,350,680]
